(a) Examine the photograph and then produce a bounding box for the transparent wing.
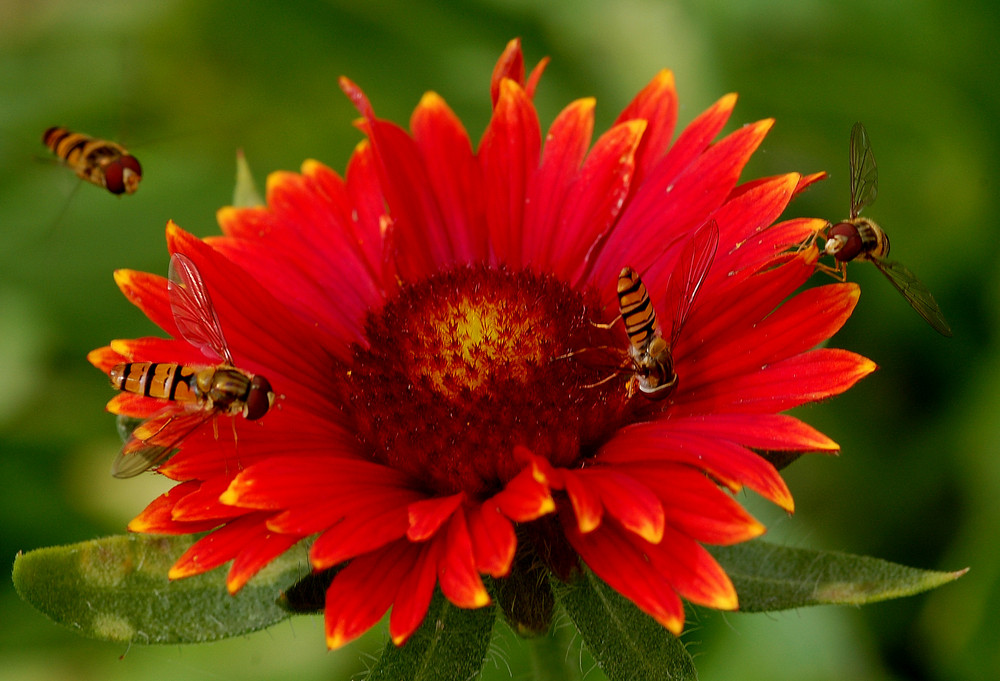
[849,122,878,218]
[871,258,953,337]
[111,405,215,478]
[168,253,233,364]
[666,220,720,347]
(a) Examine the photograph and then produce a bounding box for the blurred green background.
[2,1,996,679]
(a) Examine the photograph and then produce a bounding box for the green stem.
[525,628,582,681]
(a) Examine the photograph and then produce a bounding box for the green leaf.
[232,148,263,207]
[12,534,310,644]
[710,539,968,612]
[366,591,496,681]
[553,569,698,681]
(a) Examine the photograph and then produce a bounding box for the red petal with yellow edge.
[128,481,223,534]
[271,485,422,536]
[680,349,877,416]
[407,493,465,542]
[643,525,738,610]
[87,345,124,371]
[113,269,176,338]
[613,69,678,186]
[590,116,772,288]
[479,78,540,267]
[564,517,685,635]
[466,502,516,577]
[663,414,839,453]
[227,531,302,594]
[169,512,272,579]
[576,468,665,544]
[680,283,860,388]
[707,174,800,277]
[491,463,556,522]
[636,464,766,545]
[307,500,412,570]
[490,38,525,106]
[389,540,441,646]
[676,251,816,364]
[105,392,164,418]
[438,512,490,608]
[222,456,413,509]
[411,92,485,264]
[562,470,604,533]
[601,426,794,512]
[554,119,645,283]
[171,476,245,523]
[325,541,420,649]
[522,98,595,268]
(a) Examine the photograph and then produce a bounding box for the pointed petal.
[438,512,490,608]
[408,493,465,541]
[613,69,678,186]
[466,502,517,577]
[522,98,595,268]
[411,92,486,263]
[479,78,541,267]
[325,541,419,649]
[565,518,685,634]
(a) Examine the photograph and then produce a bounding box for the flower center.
[345,265,630,496]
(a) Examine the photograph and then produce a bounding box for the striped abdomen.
[42,126,142,195]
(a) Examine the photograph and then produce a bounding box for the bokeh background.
[2,1,996,679]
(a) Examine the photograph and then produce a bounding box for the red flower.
[89,39,874,648]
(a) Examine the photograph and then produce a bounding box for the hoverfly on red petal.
[618,220,719,399]
[804,122,951,336]
[107,253,275,478]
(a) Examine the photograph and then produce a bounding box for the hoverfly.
[42,126,142,195]
[617,220,719,398]
[811,122,951,336]
[108,253,274,478]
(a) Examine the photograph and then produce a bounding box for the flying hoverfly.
[812,122,951,336]
[42,126,142,195]
[108,253,275,478]
[616,220,719,399]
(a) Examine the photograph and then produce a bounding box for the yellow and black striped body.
[109,362,273,420]
[43,126,142,195]
[617,267,675,397]
[824,217,891,264]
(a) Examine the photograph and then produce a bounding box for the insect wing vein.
[112,405,215,478]
[849,122,879,217]
[168,253,234,364]
[666,220,719,347]
[872,259,953,337]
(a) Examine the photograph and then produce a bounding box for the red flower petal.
[325,541,420,649]
[466,502,517,577]
[169,512,272,579]
[522,98,595,269]
[613,69,678,186]
[407,493,465,542]
[565,518,685,634]
[438,511,490,608]
[411,93,486,263]
[128,481,222,534]
[575,468,665,543]
[479,78,541,266]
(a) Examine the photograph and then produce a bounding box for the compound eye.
[244,375,275,420]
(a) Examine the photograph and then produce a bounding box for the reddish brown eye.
[244,375,274,420]
[104,161,126,194]
[827,222,863,262]
[121,155,142,176]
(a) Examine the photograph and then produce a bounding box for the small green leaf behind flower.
[233,148,264,208]
[710,539,968,612]
[12,533,310,644]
